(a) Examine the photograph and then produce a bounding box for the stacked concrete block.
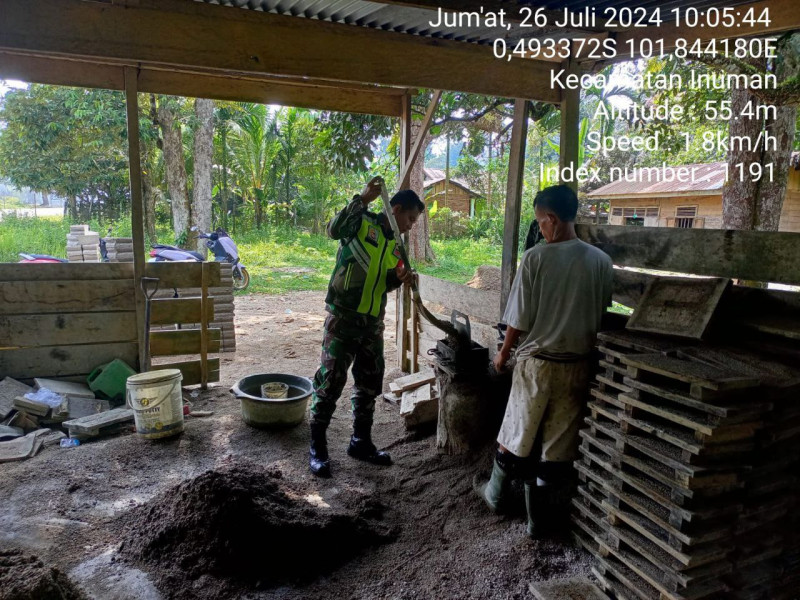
[67,225,100,262]
[105,237,134,262]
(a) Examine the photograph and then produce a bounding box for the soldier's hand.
[397,266,416,286]
[360,176,383,205]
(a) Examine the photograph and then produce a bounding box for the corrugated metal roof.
[588,162,727,198]
[423,168,481,196]
[197,1,756,46]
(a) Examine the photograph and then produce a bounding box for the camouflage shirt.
[324,196,403,322]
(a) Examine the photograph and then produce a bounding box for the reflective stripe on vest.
[353,218,399,317]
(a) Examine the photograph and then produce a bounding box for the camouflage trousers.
[310,311,385,428]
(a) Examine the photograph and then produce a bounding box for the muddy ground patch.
[118,462,394,599]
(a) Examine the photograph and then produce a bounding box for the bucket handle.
[127,381,181,411]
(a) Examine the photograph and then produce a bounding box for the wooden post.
[124,66,147,372]
[397,92,413,371]
[499,99,530,316]
[559,59,581,193]
[200,262,209,389]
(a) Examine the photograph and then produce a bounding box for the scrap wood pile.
[0,375,135,462]
[384,369,439,429]
[573,329,800,600]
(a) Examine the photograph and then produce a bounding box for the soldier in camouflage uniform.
[309,177,424,477]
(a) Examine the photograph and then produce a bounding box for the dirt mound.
[0,550,86,600]
[118,464,393,598]
[467,265,501,292]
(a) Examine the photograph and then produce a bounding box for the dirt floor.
[0,291,591,600]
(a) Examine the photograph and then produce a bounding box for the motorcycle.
[149,226,250,291]
[18,253,68,263]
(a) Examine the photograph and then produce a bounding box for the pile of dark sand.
[118,464,392,598]
[0,550,86,600]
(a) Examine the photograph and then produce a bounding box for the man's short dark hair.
[533,184,578,222]
[390,189,424,212]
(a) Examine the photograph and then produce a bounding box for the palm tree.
[228,104,280,228]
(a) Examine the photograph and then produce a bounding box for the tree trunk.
[192,98,214,256]
[756,104,796,230]
[67,195,78,220]
[156,97,191,246]
[407,123,436,262]
[142,170,158,244]
[40,190,50,207]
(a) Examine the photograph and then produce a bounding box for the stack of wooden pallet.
[573,329,800,600]
[66,224,100,262]
[104,237,134,262]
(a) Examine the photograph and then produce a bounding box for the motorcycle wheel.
[233,266,250,291]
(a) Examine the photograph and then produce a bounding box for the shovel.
[140,277,160,371]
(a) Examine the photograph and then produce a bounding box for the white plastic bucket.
[126,369,184,439]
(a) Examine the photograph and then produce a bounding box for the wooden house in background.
[588,154,800,232]
[423,168,482,217]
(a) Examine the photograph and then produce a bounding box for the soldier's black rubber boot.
[347,422,391,466]
[309,422,331,478]
[473,452,512,514]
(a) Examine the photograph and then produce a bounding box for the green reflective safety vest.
[325,197,403,320]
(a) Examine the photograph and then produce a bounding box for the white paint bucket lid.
[127,369,183,387]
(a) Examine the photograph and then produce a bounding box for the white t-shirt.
[502,238,613,360]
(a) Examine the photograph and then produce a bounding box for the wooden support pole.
[124,66,147,372]
[200,262,209,389]
[559,59,581,193]
[500,99,530,316]
[398,92,413,372]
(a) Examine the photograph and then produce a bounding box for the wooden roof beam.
[0,0,560,103]
[610,0,800,63]
[0,52,407,116]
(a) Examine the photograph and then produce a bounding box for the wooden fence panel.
[150,329,221,356]
[576,225,800,285]
[152,358,220,385]
[0,262,133,281]
[150,297,215,326]
[0,280,135,315]
[0,312,137,347]
[144,261,221,288]
[0,342,138,378]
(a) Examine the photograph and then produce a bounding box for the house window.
[612,206,658,224]
[675,206,697,228]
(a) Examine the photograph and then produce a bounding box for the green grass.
[0,214,504,293]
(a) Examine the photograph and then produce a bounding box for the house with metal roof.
[588,157,800,232]
[422,168,482,217]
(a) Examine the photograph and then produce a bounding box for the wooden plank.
[200,263,209,389]
[0,280,135,315]
[149,298,214,326]
[500,98,529,315]
[614,0,800,62]
[152,358,220,386]
[627,277,730,340]
[576,225,800,286]
[417,274,500,325]
[529,578,611,600]
[389,369,435,394]
[559,59,581,192]
[0,312,137,347]
[149,329,221,357]
[144,261,221,288]
[0,262,133,282]
[0,0,561,103]
[0,343,139,379]
[125,66,147,374]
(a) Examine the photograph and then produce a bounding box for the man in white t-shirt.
[475,184,613,537]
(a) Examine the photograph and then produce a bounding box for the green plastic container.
[87,359,137,404]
